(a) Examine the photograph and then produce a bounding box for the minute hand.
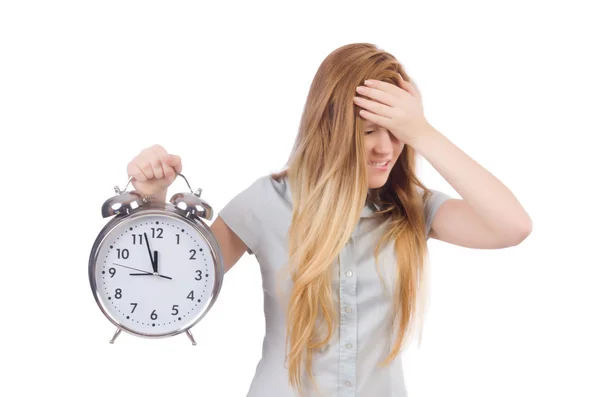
[143,232,157,273]
[129,272,172,280]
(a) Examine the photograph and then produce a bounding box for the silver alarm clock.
[89,173,224,345]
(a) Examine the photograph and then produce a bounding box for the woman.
[127,43,532,397]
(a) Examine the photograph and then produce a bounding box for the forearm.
[410,123,532,236]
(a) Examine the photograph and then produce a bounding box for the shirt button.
[345,343,352,349]
[345,306,352,313]
[345,381,352,387]
[345,270,353,277]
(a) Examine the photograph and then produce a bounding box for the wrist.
[133,190,168,203]
[407,122,438,150]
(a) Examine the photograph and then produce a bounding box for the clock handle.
[115,176,134,195]
[176,173,195,194]
[117,173,196,195]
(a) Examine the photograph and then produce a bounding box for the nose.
[373,130,394,154]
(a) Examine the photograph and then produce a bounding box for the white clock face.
[92,213,217,336]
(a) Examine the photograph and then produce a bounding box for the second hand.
[112,263,172,280]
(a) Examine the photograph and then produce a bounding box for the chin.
[367,173,390,189]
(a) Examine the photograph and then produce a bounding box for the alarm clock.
[89,173,224,345]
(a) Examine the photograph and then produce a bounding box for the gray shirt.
[219,174,452,397]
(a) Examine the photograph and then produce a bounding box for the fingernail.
[364,80,373,85]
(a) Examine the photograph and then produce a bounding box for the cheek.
[363,137,374,152]
[395,143,405,158]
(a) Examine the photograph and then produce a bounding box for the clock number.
[109,268,116,278]
[151,228,163,239]
[176,234,180,245]
[189,249,196,260]
[116,248,129,259]
[115,288,122,299]
[132,234,143,245]
[195,270,203,280]
[187,290,195,300]
[150,310,158,320]
[130,303,137,313]
[171,305,179,315]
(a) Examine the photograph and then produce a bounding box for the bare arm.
[210,216,248,273]
[414,126,532,247]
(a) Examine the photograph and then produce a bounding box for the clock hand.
[143,232,157,273]
[112,262,153,274]
[154,250,158,273]
[113,261,172,280]
[129,273,172,280]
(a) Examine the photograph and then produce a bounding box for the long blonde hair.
[271,43,435,395]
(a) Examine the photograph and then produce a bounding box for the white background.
[1,1,598,396]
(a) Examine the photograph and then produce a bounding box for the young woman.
[127,43,532,397]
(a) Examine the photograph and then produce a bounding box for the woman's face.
[363,120,404,189]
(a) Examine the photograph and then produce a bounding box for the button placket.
[338,236,357,396]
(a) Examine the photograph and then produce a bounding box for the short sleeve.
[217,176,270,255]
[421,188,453,238]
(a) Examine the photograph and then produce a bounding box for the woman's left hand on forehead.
[353,73,430,145]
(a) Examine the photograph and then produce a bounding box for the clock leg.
[109,328,122,344]
[186,330,197,346]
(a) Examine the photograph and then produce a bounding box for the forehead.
[362,120,377,128]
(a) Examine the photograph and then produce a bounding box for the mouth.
[367,160,391,170]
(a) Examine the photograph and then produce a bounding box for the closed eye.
[365,130,374,135]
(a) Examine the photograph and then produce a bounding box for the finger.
[358,109,392,130]
[132,164,149,182]
[128,161,147,182]
[159,154,175,180]
[138,158,154,180]
[140,149,163,179]
[151,157,164,179]
[150,144,168,157]
[166,154,182,174]
[397,73,418,97]
[162,161,175,180]
[356,85,399,108]
[364,79,406,98]
[150,145,167,179]
[353,96,395,119]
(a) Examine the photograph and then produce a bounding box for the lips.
[367,160,391,167]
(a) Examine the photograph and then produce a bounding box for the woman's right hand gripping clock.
[127,144,182,202]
